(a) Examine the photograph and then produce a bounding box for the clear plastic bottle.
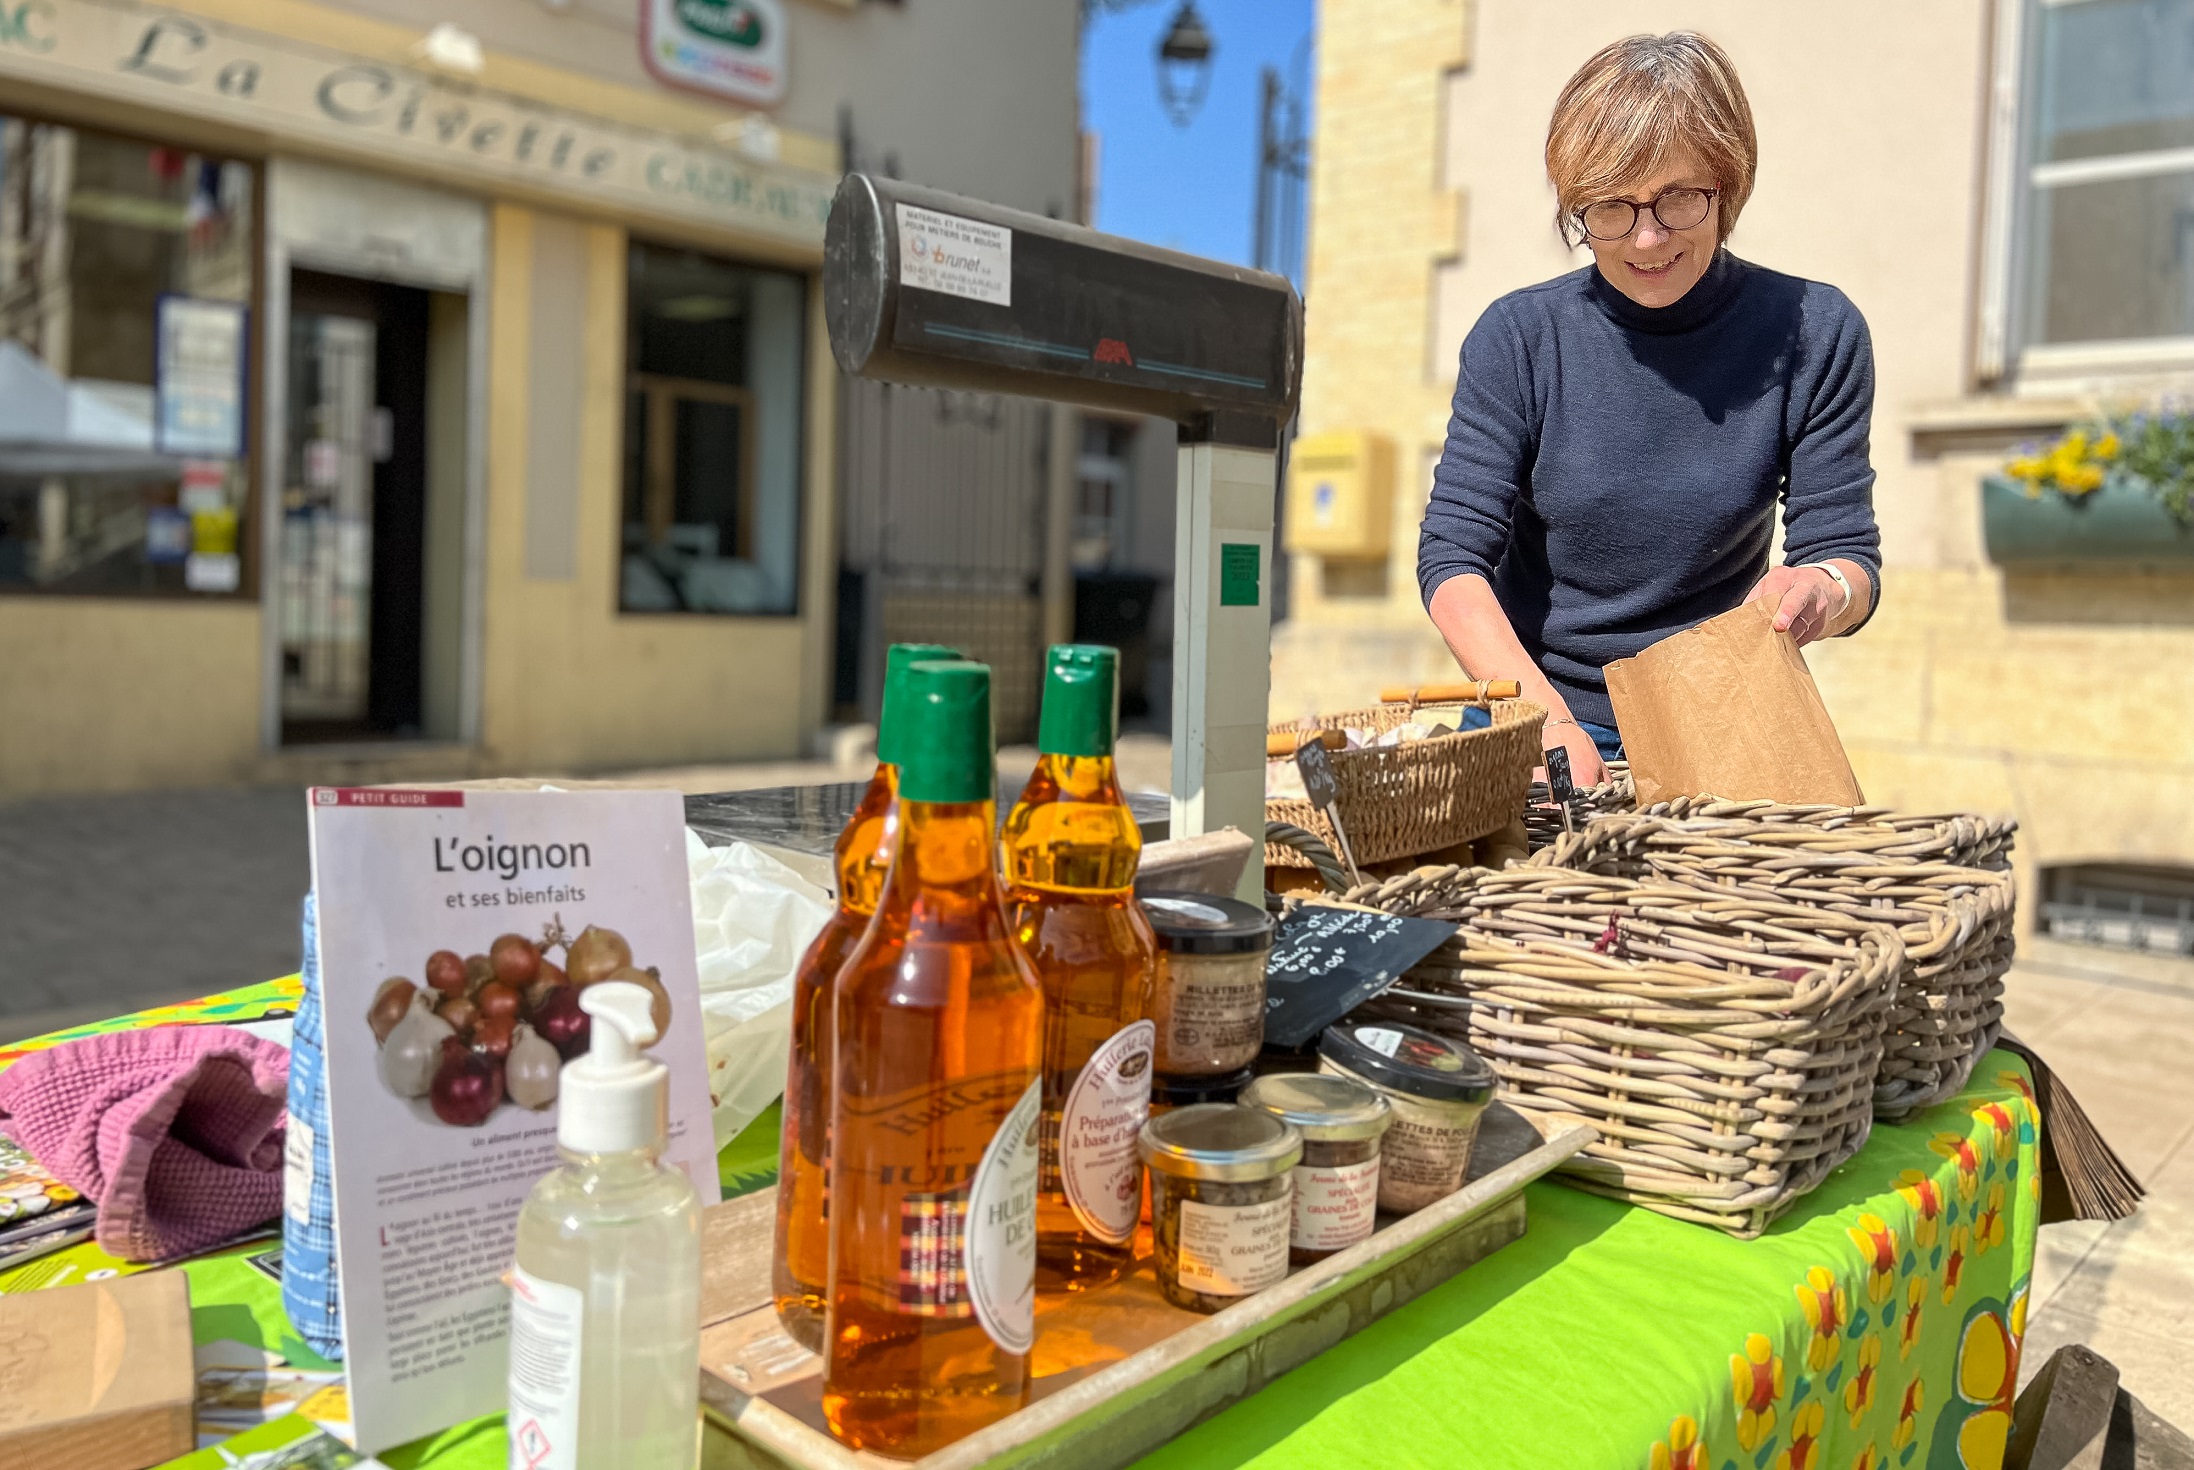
[510,983,700,1470]
[1003,644,1158,1292]
[774,642,961,1351]
[824,660,1045,1457]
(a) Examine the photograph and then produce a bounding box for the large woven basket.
[1640,796,2018,870]
[1524,762,1637,853]
[1265,698,1545,869]
[1323,866,1901,1236]
[1533,815,2015,1122]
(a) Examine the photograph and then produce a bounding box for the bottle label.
[507,1265,584,1470]
[1175,1195,1291,1296]
[1291,1158,1380,1252]
[966,1077,1040,1354]
[1060,1020,1154,1245]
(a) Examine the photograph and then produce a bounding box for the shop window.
[621,241,804,615]
[2016,0,2194,350]
[0,117,256,597]
[1073,417,1138,570]
[2042,862,2194,956]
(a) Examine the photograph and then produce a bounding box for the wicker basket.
[1323,866,1902,1236]
[1265,698,1546,869]
[1533,815,2015,1122]
[1524,761,1637,853]
[1639,796,2018,870]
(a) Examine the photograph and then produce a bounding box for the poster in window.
[156,296,248,458]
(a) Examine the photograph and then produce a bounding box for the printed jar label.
[1061,1020,1155,1245]
[507,1265,584,1470]
[1291,1158,1379,1252]
[1176,1195,1291,1296]
[966,1077,1041,1354]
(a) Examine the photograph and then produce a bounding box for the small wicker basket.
[1265,698,1546,869]
[1533,815,2015,1122]
[1639,796,2018,870]
[1323,866,1901,1237]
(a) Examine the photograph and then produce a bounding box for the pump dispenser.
[774,642,962,1350]
[1004,644,1159,1291]
[510,981,700,1470]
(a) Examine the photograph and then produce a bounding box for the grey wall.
[332,0,1081,218]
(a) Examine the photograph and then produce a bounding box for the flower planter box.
[1982,473,2194,565]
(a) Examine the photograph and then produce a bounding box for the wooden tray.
[694,1105,1594,1470]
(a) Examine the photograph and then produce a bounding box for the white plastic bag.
[684,830,833,1147]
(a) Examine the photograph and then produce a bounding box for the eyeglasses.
[1574,187,1719,243]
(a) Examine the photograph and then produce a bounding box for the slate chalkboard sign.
[1262,906,1460,1049]
[1295,738,1340,810]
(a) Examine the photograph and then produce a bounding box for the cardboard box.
[0,1269,195,1467]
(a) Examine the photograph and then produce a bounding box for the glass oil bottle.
[774,643,960,1352]
[823,660,1046,1457]
[1003,645,1158,1292]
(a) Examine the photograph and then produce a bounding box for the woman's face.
[1580,148,1722,309]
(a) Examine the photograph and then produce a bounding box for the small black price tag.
[1295,738,1340,812]
[1545,745,1576,805]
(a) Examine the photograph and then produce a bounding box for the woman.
[1421,32,1881,787]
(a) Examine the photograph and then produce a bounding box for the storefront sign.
[641,0,787,108]
[0,0,834,248]
[155,294,246,457]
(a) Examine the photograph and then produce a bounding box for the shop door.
[280,270,431,743]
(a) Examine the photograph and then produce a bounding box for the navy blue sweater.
[1417,250,1882,728]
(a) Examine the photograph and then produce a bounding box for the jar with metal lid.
[1140,891,1274,1077]
[1319,1021,1494,1214]
[1238,1072,1392,1263]
[1137,1104,1301,1313]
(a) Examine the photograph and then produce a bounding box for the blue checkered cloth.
[281,891,344,1360]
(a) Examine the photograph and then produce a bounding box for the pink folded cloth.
[0,1024,289,1261]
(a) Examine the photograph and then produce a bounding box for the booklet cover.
[307,787,718,1454]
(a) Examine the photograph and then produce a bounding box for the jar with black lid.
[1137,1104,1300,1313]
[1319,1021,1495,1214]
[1238,1072,1391,1263]
[1140,892,1274,1076]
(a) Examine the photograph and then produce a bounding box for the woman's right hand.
[1539,720,1607,790]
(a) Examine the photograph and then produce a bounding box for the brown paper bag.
[1604,598,1863,806]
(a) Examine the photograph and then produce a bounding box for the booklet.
[307,787,718,1454]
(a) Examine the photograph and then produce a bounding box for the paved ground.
[4,770,2187,1428]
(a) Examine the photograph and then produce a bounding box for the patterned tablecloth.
[0,986,2041,1470]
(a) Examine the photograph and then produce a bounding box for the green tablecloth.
[0,985,2041,1470]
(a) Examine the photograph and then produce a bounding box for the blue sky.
[1079,0,1316,281]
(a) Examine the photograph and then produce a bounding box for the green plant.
[2005,411,2194,527]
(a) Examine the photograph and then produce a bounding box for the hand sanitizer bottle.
[509,981,700,1470]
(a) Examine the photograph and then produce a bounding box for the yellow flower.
[2096,430,2121,459]
[1900,1276,1926,1361]
[2063,462,2106,494]
[2061,428,2090,458]
[1996,1070,2042,1129]
[1649,1414,1702,1470]
[1930,1132,1981,1201]
[1957,1311,2019,1469]
[1797,1266,1849,1371]
[1846,1214,1898,1305]
[2007,456,2046,481]
[1895,1170,1944,1248]
[1845,1332,1882,1428]
[1891,1378,1925,1450]
[1944,1223,1971,1304]
[1975,1181,2007,1255]
[1851,1444,1879,1470]
[1775,1400,1826,1470]
[2011,1285,2029,1345]
[1731,1332,1785,1451]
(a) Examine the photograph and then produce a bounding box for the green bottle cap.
[878,643,964,767]
[897,661,996,804]
[1036,644,1119,758]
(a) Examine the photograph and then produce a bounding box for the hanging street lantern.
[1156,1,1214,128]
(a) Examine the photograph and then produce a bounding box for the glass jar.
[1238,1072,1392,1263]
[1141,892,1274,1076]
[1319,1021,1494,1215]
[1138,1104,1301,1313]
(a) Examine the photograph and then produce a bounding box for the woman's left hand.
[1743,565,1842,647]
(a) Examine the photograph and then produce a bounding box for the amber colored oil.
[823,798,1045,1456]
[772,764,895,1351]
[1004,753,1159,1292]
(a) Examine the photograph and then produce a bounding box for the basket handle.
[1266,728,1347,758]
[1378,680,1521,708]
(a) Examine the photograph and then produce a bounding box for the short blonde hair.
[1545,32,1757,244]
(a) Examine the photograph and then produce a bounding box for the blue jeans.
[1458,705,1625,762]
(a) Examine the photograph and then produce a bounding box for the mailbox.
[1284,429,1394,558]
